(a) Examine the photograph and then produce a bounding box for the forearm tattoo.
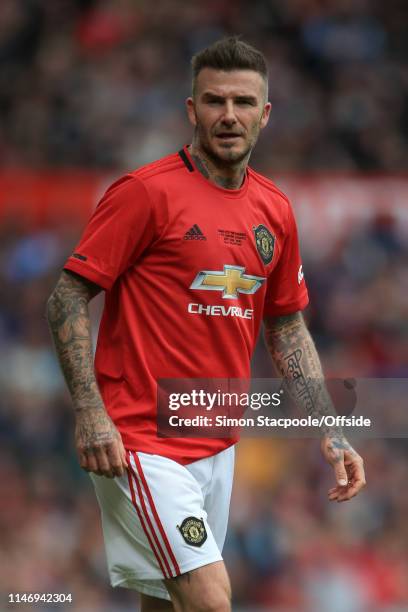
[46,270,103,412]
[264,312,352,449]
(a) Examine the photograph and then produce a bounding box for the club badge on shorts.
[178,516,207,547]
[253,224,275,265]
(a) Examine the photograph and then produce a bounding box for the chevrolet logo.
[190,265,265,299]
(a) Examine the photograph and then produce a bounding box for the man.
[47,37,366,612]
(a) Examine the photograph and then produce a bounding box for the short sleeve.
[263,202,309,317]
[64,175,156,290]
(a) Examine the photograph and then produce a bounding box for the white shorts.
[90,445,235,601]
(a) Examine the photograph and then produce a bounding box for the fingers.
[78,440,128,478]
[333,460,348,488]
[79,448,104,476]
[340,459,366,501]
[94,446,114,478]
[119,439,128,470]
[328,457,366,502]
[79,451,90,472]
[328,484,348,502]
[87,452,101,474]
[106,443,126,478]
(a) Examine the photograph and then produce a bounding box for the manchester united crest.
[253,224,275,265]
[178,517,207,547]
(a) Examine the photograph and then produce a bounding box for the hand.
[321,433,366,502]
[75,407,128,478]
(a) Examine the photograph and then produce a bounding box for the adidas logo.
[184,224,206,241]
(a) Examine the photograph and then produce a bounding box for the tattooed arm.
[264,312,366,502]
[46,270,127,478]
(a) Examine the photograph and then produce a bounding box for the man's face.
[186,68,271,165]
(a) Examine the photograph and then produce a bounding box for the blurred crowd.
[0,0,407,171]
[1,0,408,610]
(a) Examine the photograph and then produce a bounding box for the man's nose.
[221,101,237,125]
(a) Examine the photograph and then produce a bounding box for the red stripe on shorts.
[133,452,181,576]
[127,451,171,579]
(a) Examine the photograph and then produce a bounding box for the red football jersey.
[64,147,308,464]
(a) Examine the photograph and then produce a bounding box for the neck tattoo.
[190,149,246,190]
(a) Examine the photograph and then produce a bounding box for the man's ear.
[260,101,272,129]
[186,97,197,127]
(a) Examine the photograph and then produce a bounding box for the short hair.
[191,36,268,96]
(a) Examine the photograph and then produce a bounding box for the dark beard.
[197,129,253,169]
